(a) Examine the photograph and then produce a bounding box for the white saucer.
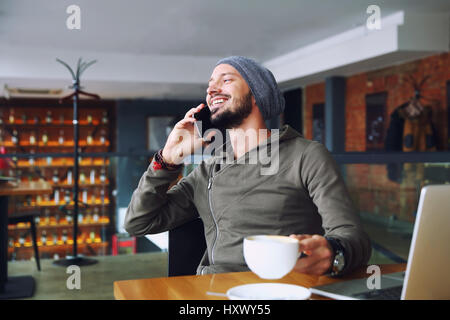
[226,283,311,300]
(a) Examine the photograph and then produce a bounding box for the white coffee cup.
[243,235,299,279]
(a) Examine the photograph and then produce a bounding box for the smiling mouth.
[210,97,229,113]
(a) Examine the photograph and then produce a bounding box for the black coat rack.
[53,58,100,267]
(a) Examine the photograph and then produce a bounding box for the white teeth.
[212,98,225,106]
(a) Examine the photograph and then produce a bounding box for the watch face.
[334,251,345,271]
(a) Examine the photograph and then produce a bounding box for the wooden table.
[114,263,406,300]
[0,180,52,299]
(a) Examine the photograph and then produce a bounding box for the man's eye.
[224,79,231,83]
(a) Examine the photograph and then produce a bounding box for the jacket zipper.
[207,170,219,265]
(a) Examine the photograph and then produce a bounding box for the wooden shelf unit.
[1,97,116,260]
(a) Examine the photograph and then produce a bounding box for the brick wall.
[304,52,450,151]
[303,53,450,222]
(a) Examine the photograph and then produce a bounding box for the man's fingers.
[175,117,196,129]
[298,235,327,252]
[289,234,312,242]
[293,254,323,274]
[293,245,333,275]
[184,103,205,119]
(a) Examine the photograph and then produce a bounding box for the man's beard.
[210,92,253,130]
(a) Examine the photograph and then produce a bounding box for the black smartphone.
[193,104,213,140]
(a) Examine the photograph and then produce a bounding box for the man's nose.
[207,80,221,96]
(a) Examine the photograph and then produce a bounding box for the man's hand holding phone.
[161,103,215,165]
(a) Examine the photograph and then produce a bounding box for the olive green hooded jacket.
[124,125,371,275]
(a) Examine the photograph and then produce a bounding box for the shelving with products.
[0,98,116,261]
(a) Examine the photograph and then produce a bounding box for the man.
[125,56,371,276]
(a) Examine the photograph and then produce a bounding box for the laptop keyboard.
[353,286,403,300]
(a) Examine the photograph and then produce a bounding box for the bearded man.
[125,56,371,276]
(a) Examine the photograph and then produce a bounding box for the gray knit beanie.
[215,56,285,120]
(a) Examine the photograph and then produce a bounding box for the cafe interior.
[0,0,449,300]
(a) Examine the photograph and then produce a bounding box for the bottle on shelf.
[52,169,59,184]
[52,232,58,246]
[90,169,96,184]
[9,108,15,124]
[11,129,19,146]
[42,131,49,145]
[66,210,73,224]
[19,233,25,247]
[86,131,93,145]
[36,195,42,205]
[80,172,86,184]
[21,114,27,124]
[0,110,3,125]
[46,156,52,165]
[44,209,50,225]
[33,115,39,125]
[62,230,68,244]
[100,188,105,204]
[64,189,71,204]
[59,113,65,125]
[28,150,35,166]
[45,110,52,124]
[34,215,40,225]
[78,211,83,223]
[29,131,37,145]
[82,189,88,204]
[0,128,3,144]
[89,231,95,243]
[58,130,64,145]
[84,209,91,223]
[41,230,47,246]
[100,168,106,184]
[101,111,108,124]
[54,189,60,204]
[93,207,100,223]
[67,170,73,185]
[87,114,93,125]
[100,129,106,145]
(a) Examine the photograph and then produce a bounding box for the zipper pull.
[207,178,212,189]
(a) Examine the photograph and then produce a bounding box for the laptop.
[310,184,450,300]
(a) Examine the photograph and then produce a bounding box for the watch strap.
[325,237,346,276]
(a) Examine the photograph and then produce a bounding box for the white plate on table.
[226,283,311,300]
